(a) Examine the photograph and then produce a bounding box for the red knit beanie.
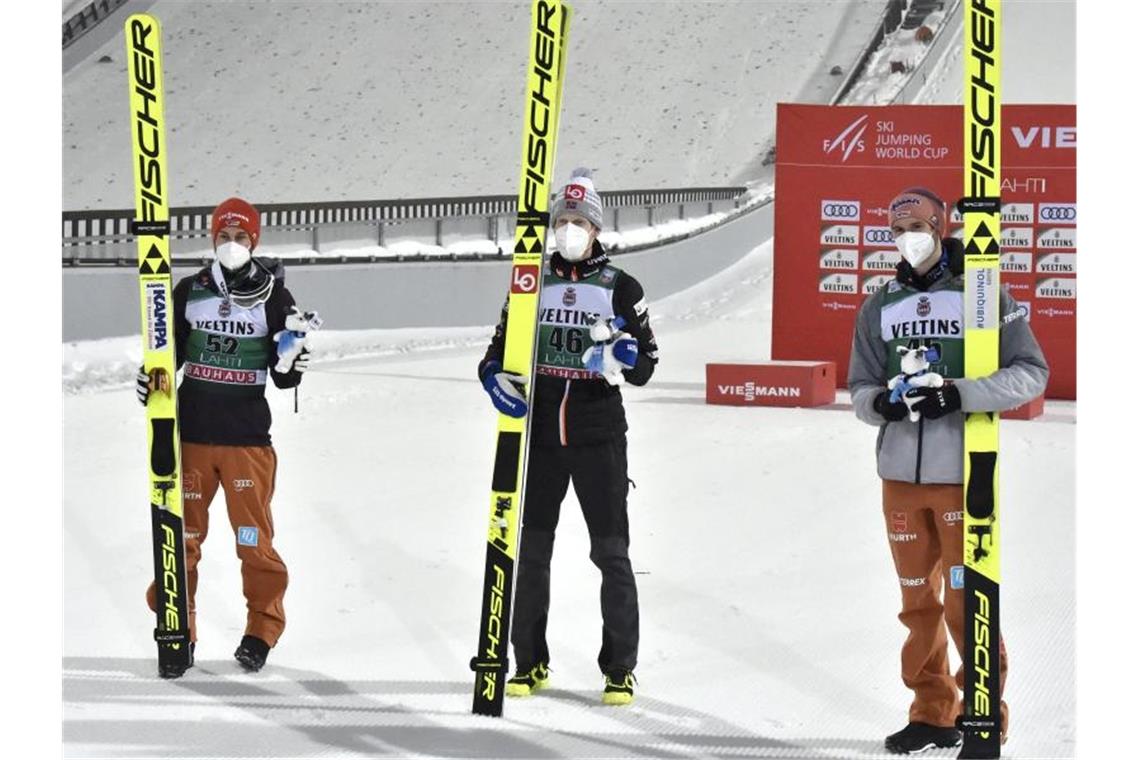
[888,187,946,235]
[210,197,261,250]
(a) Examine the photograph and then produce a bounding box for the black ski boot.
[158,642,195,679]
[885,722,962,754]
[234,635,270,672]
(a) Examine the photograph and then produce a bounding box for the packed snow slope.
[63,243,1076,759]
[62,0,882,209]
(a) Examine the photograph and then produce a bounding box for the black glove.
[903,383,961,420]
[873,390,909,421]
[136,366,151,406]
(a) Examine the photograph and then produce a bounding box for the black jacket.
[479,243,659,446]
[173,258,303,446]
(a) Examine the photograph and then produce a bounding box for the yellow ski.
[958,1,1002,756]
[127,13,191,677]
[470,0,572,717]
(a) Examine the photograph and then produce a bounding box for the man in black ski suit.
[478,168,659,705]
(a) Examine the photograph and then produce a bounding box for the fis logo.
[146,283,169,351]
[822,114,869,162]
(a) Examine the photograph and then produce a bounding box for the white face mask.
[555,223,592,262]
[895,231,938,269]
[216,240,251,271]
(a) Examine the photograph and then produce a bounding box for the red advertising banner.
[772,104,1076,399]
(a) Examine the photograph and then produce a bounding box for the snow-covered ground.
[63,242,1076,759]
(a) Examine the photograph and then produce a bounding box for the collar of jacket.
[197,256,283,296]
[895,237,965,291]
[550,240,610,282]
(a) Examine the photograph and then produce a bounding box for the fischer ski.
[126,13,192,679]
[957,1,1002,757]
[470,0,571,717]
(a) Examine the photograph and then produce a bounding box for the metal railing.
[62,187,748,265]
[62,0,129,49]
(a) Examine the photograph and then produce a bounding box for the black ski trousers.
[511,437,639,675]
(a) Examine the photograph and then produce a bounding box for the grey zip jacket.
[848,241,1050,484]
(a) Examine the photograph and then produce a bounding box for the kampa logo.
[1035,278,1077,300]
[820,224,859,246]
[1039,203,1076,223]
[819,274,858,294]
[717,382,803,402]
[1036,253,1076,274]
[1037,227,1077,250]
[820,249,858,270]
[1011,125,1077,149]
[233,479,255,492]
[820,200,860,221]
[863,226,895,247]
[822,114,869,162]
[146,283,169,351]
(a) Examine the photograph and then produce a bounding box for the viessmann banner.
[773,103,1076,399]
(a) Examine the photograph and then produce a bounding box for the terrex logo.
[822,114,869,161]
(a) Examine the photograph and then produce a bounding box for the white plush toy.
[887,344,944,422]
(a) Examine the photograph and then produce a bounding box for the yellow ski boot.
[505,663,550,697]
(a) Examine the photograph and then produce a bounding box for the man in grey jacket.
[848,187,1049,755]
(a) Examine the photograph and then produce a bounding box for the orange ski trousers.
[882,479,1008,732]
[147,442,288,646]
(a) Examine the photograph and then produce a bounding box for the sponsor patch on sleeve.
[633,297,649,316]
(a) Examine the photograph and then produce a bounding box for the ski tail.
[958,1,1002,756]
[470,0,572,717]
[127,13,192,674]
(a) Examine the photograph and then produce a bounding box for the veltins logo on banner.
[863,250,901,271]
[1037,227,1077,250]
[1037,253,1076,274]
[819,273,858,294]
[1036,278,1077,299]
[820,249,859,270]
[819,224,859,246]
[1000,252,1033,273]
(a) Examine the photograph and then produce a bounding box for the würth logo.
[822,114,869,162]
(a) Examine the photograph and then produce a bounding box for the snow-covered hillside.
[63,0,883,209]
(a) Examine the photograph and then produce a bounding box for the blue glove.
[481,361,528,418]
[612,336,638,369]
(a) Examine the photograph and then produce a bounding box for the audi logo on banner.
[863,226,895,247]
[1038,203,1077,223]
[820,199,861,221]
